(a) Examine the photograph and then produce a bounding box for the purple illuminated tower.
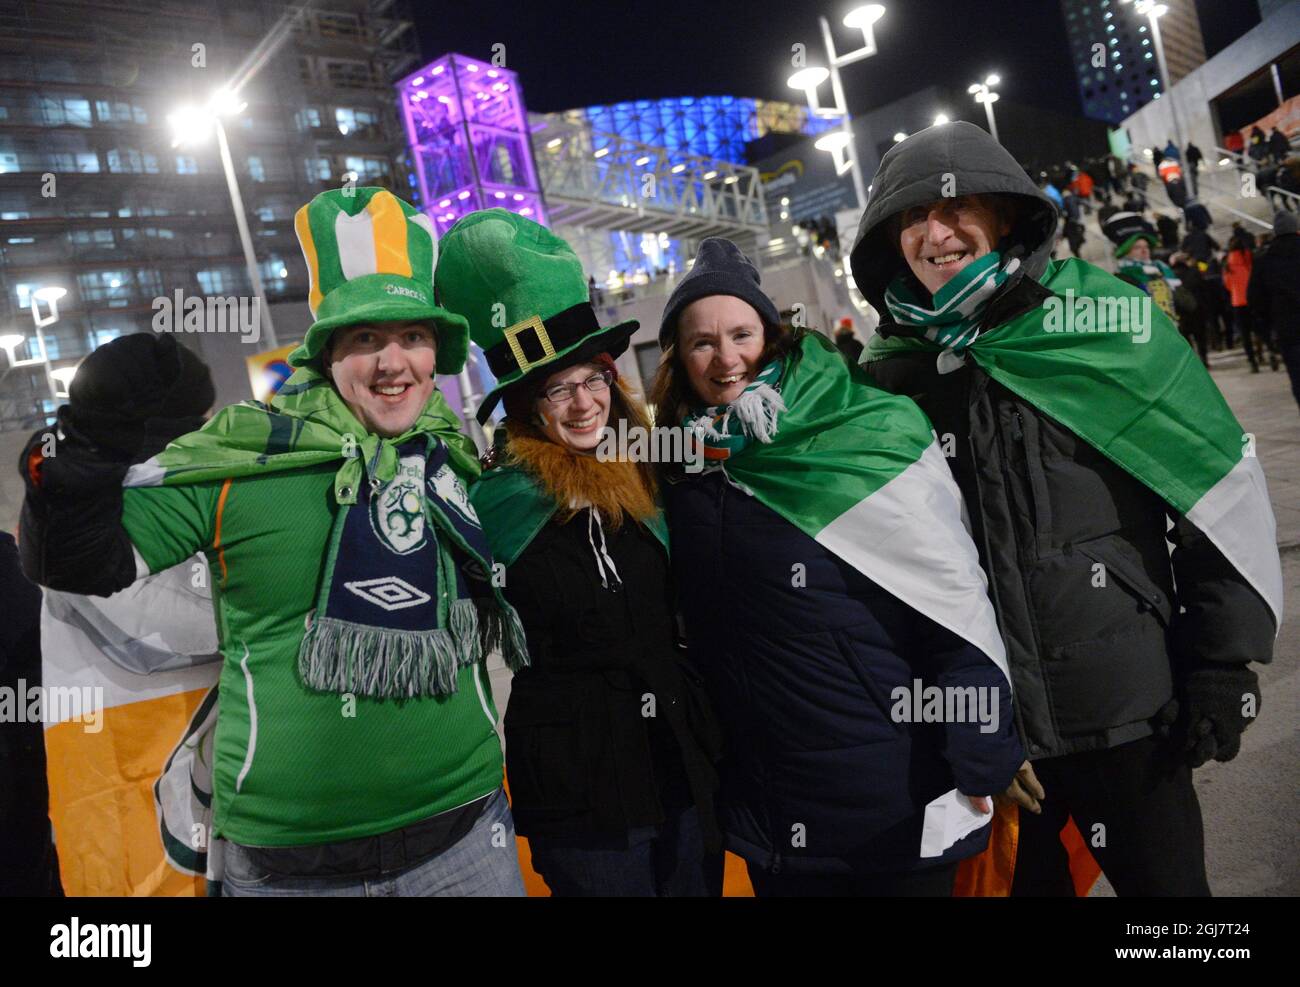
[398,53,547,440]
[398,53,548,235]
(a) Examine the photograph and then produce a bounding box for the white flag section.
[1186,454,1285,631]
[41,557,221,896]
[815,439,1011,682]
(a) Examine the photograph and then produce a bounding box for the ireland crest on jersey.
[371,453,428,555]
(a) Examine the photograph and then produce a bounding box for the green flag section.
[867,257,1283,629]
[718,333,1009,678]
[124,365,480,502]
[471,462,669,568]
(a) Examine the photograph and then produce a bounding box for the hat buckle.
[503,314,555,373]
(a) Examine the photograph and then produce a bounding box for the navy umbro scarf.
[298,437,526,699]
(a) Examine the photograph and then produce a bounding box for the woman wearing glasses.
[436,210,723,896]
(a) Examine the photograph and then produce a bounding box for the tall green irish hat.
[435,209,638,424]
[288,187,470,373]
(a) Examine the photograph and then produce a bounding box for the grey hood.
[848,121,1060,321]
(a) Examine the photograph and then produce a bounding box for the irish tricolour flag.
[715,332,1010,675]
[867,257,1283,630]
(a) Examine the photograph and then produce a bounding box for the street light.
[813,130,855,177]
[893,132,907,143]
[1121,0,1181,151]
[2,283,67,407]
[934,113,951,126]
[967,73,1002,144]
[170,87,278,348]
[49,366,77,399]
[783,4,886,215]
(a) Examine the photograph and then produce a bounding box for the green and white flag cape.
[124,365,480,499]
[867,257,1284,630]
[706,332,1010,677]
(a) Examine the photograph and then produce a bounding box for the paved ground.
[490,351,1300,896]
[1090,352,1299,896]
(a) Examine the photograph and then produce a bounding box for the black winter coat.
[500,509,723,847]
[665,470,1022,875]
[1248,232,1300,347]
[864,282,1275,758]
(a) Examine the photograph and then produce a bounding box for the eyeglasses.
[540,369,615,405]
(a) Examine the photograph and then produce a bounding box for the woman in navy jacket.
[651,238,1024,896]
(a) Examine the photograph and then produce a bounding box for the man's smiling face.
[326,320,437,437]
[897,194,1011,296]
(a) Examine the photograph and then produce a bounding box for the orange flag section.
[45,688,211,897]
[953,801,1102,897]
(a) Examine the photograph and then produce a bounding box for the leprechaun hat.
[1102,211,1159,259]
[435,209,638,424]
[288,187,470,373]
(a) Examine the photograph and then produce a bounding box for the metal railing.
[531,115,768,238]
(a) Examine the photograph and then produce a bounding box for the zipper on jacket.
[1011,410,1025,443]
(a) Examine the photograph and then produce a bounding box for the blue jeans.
[527,805,719,897]
[221,788,526,897]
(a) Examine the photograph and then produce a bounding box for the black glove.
[64,333,213,461]
[1156,662,1261,767]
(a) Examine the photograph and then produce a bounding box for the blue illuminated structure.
[578,96,838,163]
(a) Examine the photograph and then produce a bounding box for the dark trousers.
[747,862,958,897]
[528,806,719,897]
[1235,307,1264,368]
[1010,735,1210,897]
[1281,341,1300,413]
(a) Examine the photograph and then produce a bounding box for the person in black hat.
[652,236,1022,896]
[12,332,214,897]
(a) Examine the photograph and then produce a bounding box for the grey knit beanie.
[659,238,780,348]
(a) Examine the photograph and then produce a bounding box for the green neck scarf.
[681,358,785,464]
[125,366,529,699]
[884,250,1020,367]
[126,365,480,502]
[1116,257,1179,286]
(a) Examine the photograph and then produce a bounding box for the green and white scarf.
[1116,257,1181,287]
[681,359,785,464]
[124,365,529,699]
[884,250,1020,371]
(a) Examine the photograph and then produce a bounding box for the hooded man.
[850,121,1281,897]
[18,187,530,897]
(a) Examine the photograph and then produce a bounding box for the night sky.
[412,0,1263,121]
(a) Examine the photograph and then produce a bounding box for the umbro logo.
[343,576,430,610]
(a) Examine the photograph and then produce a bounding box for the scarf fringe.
[297,599,530,699]
[728,382,785,444]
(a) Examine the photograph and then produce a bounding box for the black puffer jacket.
[849,122,1276,759]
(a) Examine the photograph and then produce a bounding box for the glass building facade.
[0,0,418,429]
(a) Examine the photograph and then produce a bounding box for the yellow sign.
[245,343,299,403]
